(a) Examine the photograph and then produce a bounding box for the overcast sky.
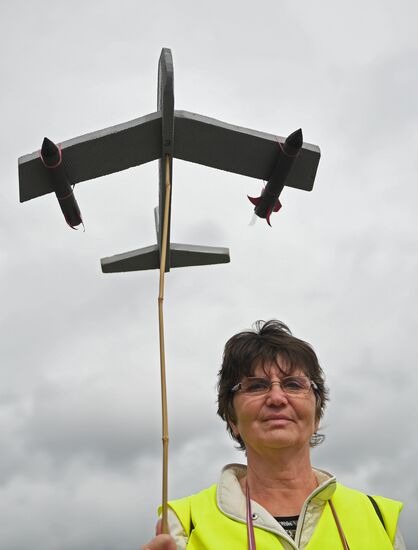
[1,0,417,548]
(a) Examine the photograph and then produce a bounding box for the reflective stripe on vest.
[168,482,403,549]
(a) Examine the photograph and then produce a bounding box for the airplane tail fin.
[170,243,230,269]
[101,243,230,273]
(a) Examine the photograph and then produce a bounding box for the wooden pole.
[158,154,171,534]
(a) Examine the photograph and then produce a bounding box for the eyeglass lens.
[242,377,312,395]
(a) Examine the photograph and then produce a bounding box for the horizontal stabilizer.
[170,243,230,268]
[101,244,159,273]
[101,243,230,273]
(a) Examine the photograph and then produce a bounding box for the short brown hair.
[217,320,329,450]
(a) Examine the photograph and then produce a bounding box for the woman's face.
[229,357,319,454]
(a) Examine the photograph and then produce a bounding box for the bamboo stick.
[158,154,171,534]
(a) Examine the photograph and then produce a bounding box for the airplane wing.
[18,112,162,202]
[173,111,320,191]
[18,109,319,203]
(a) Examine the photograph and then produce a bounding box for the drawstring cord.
[329,499,350,550]
[245,480,257,550]
[245,482,350,550]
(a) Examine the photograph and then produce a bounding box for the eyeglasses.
[231,376,318,397]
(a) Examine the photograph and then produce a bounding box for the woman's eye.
[247,381,269,392]
[283,378,304,390]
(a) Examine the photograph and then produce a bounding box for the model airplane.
[18,48,320,273]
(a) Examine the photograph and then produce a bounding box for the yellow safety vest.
[168,483,402,549]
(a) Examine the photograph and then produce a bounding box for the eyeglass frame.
[231,376,319,397]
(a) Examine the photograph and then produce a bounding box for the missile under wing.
[18,48,320,273]
[19,111,319,203]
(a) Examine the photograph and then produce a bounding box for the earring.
[310,432,325,446]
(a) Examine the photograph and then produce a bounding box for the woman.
[141,320,405,549]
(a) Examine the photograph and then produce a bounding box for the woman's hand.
[140,520,176,550]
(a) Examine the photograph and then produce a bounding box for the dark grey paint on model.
[18,48,320,272]
[156,48,174,269]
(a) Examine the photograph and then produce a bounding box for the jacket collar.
[216,463,336,538]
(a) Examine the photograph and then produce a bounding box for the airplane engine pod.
[248,128,303,226]
[40,137,83,228]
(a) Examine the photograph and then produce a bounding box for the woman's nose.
[265,381,289,404]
